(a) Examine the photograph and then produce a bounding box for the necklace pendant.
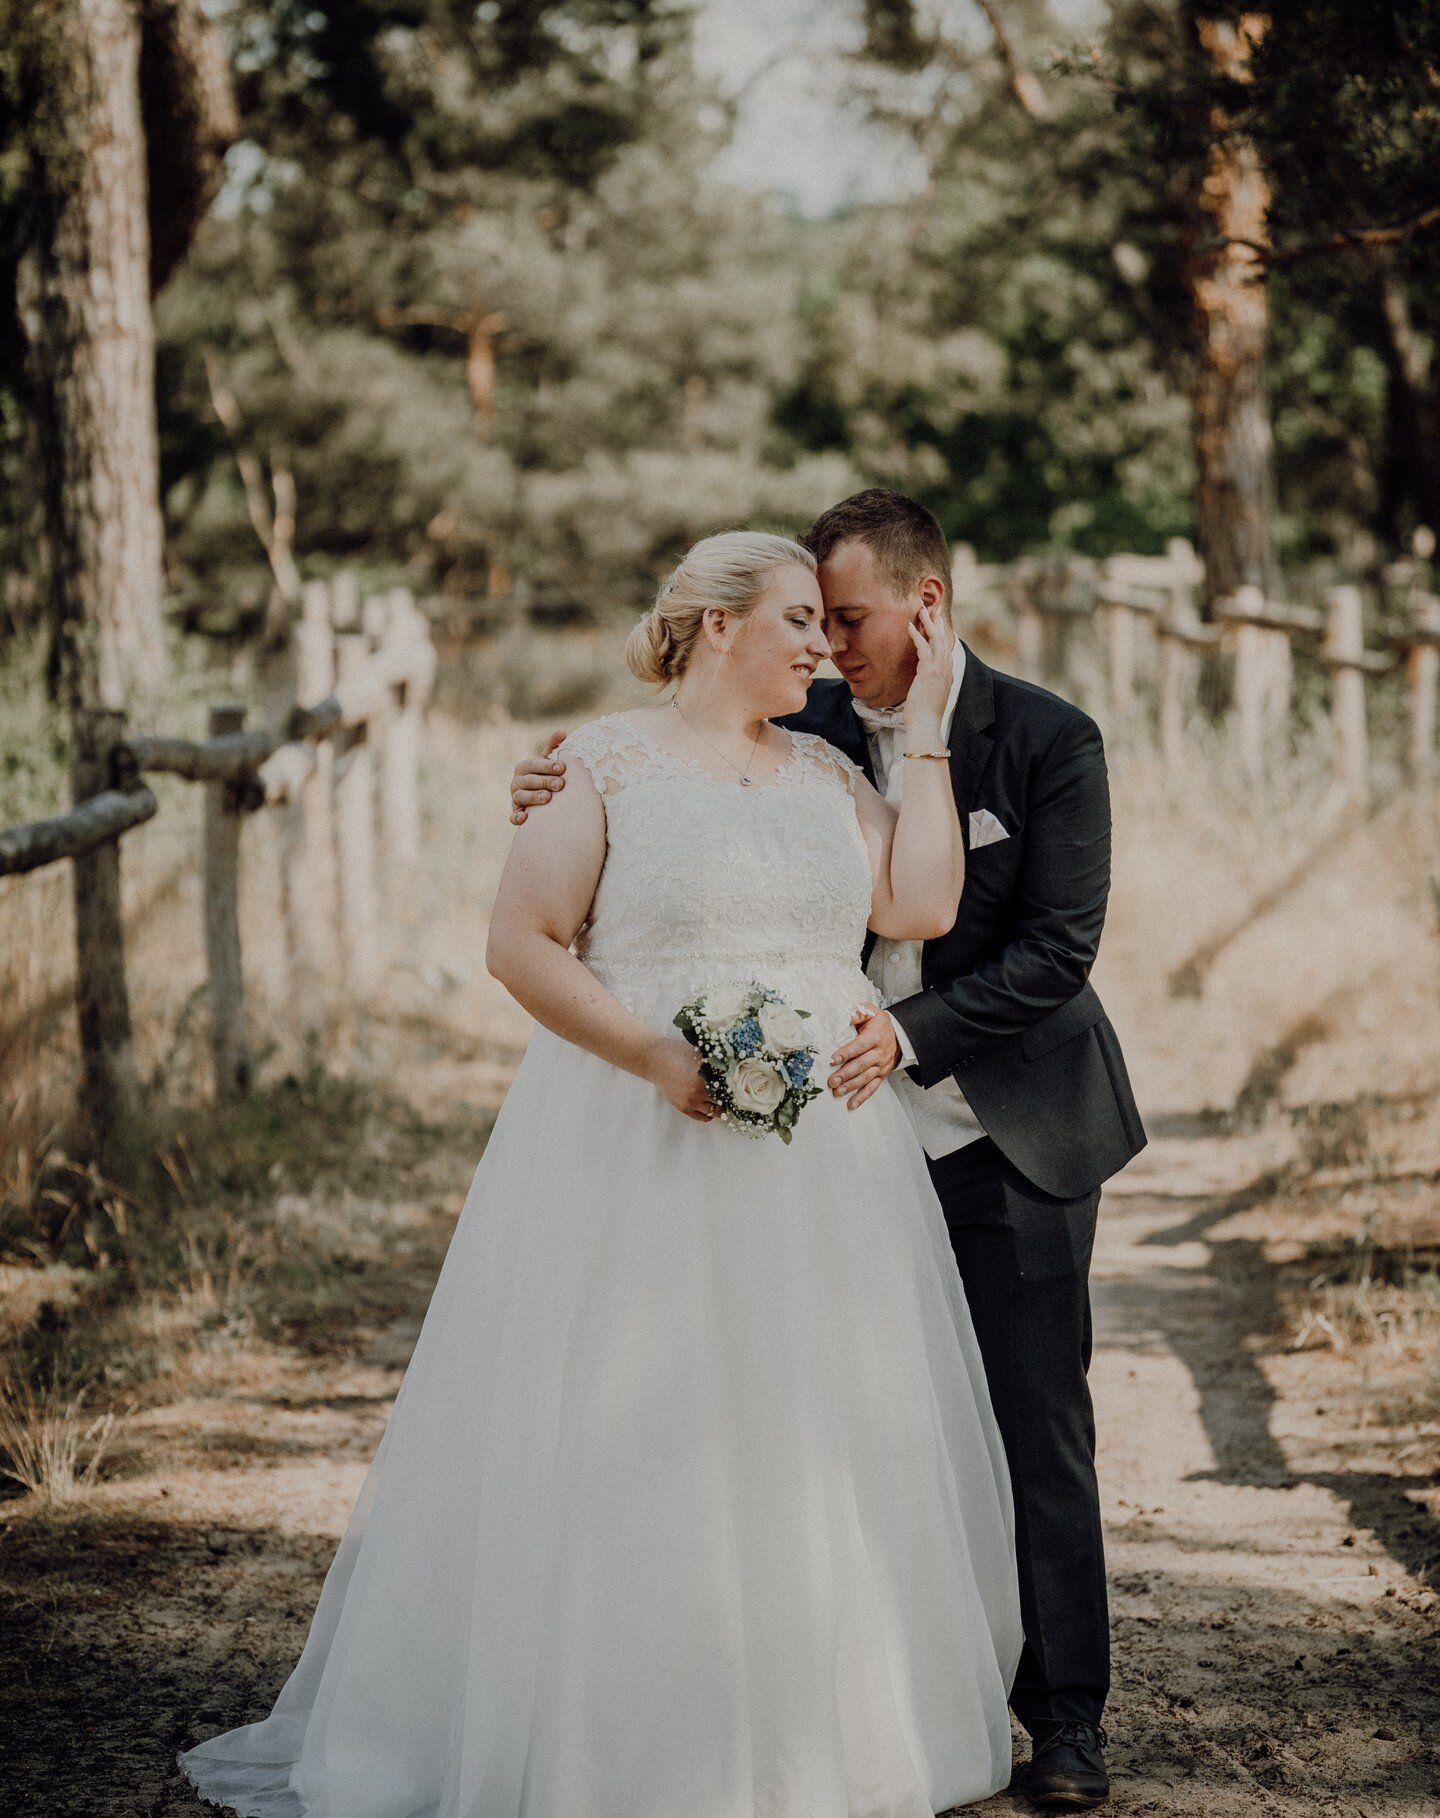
[739,776,752,786]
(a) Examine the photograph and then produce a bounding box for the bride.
[177,531,1023,1818]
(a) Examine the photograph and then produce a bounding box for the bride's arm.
[850,605,965,940]
[485,760,716,1121]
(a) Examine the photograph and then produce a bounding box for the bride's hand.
[646,1037,719,1122]
[902,602,956,744]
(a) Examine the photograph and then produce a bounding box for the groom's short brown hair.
[802,489,953,609]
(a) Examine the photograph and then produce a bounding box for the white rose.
[697,983,753,1031]
[727,1057,787,1116]
[757,1001,809,1055]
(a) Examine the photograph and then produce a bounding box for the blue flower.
[784,1050,814,1088]
[730,1016,764,1058]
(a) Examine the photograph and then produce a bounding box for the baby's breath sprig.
[674,981,822,1142]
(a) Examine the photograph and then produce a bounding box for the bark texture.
[1183,10,1279,614]
[1375,264,1440,539]
[69,708,147,1169]
[14,0,170,713]
[137,0,239,291]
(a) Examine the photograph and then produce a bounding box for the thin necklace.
[670,697,764,785]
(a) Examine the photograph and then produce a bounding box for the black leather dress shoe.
[1025,1721,1110,1809]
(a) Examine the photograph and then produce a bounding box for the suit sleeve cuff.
[885,1011,918,1070]
[885,989,965,1089]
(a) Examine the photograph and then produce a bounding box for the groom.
[509,488,1146,1810]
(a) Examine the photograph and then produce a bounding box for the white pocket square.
[968,809,1009,849]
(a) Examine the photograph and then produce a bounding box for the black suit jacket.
[777,645,1146,1200]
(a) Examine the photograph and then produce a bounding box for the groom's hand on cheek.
[828,1005,901,1110]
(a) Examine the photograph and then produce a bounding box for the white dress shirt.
[855,640,986,1160]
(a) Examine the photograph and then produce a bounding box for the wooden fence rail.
[5,538,1435,1159]
[0,579,436,1153]
[955,537,1440,801]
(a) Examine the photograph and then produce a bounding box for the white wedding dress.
[178,713,1023,1818]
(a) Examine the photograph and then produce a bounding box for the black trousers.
[925,1136,1109,1734]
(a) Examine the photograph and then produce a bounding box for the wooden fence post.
[380,589,425,885]
[330,567,360,632]
[1032,567,1077,687]
[359,591,398,931]
[1158,609,1199,770]
[272,772,325,1052]
[1406,595,1440,790]
[296,579,341,1018]
[1226,585,1292,782]
[70,707,146,1167]
[203,704,252,1098]
[1230,615,1267,784]
[1325,584,1369,803]
[1008,568,1044,683]
[1103,599,1136,716]
[950,543,980,612]
[361,588,391,652]
[1157,542,1204,768]
[333,632,382,994]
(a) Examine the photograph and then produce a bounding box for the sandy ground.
[2,716,1438,1813]
[3,1125,1435,1815]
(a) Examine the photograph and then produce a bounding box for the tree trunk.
[1183,9,1279,615]
[1374,265,1440,540]
[70,708,149,1178]
[137,0,239,292]
[12,0,171,715]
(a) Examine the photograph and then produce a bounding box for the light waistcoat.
[856,641,985,1160]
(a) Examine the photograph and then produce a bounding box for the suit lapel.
[816,685,875,787]
[817,652,994,831]
[948,643,996,847]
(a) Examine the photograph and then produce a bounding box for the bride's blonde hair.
[626,531,817,686]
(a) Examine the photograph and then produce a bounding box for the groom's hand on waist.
[828,1005,902,1110]
[510,730,568,825]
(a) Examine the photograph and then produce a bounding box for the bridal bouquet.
[674,983,822,1142]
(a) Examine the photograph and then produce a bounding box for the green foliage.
[156,0,853,623]
[0,0,80,632]
[1043,0,1440,564]
[0,631,69,825]
[771,6,1198,558]
[859,0,933,72]
[1240,2,1440,248]
[8,0,1440,650]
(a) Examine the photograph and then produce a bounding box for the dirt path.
[1065,1144,1438,1816]
[3,719,1438,1813]
[3,1122,1436,1816]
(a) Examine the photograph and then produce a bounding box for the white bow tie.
[852,698,907,734]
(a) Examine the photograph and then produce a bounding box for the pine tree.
[155,1,854,632]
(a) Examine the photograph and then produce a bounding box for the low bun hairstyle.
[625,531,817,686]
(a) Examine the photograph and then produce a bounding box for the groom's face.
[817,537,945,710]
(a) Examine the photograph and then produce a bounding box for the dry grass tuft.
[0,1363,127,1502]
[0,1053,488,1514]
[1290,1245,1440,1361]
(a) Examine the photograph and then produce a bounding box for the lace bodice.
[558,712,875,1040]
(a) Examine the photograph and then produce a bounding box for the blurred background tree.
[5,0,1440,677]
[777,0,1198,561]
[149,0,853,648]
[0,0,236,709]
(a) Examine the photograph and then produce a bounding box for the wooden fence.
[952,537,1440,801]
[5,536,1436,1156]
[0,580,436,1152]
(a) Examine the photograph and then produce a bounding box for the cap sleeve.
[555,716,641,796]
[787,729,864,796]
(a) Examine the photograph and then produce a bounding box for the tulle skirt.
[177,964,1023,1818]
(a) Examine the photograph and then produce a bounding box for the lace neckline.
[617,711,809,791]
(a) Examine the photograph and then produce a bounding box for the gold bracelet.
[902,749,950,760]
